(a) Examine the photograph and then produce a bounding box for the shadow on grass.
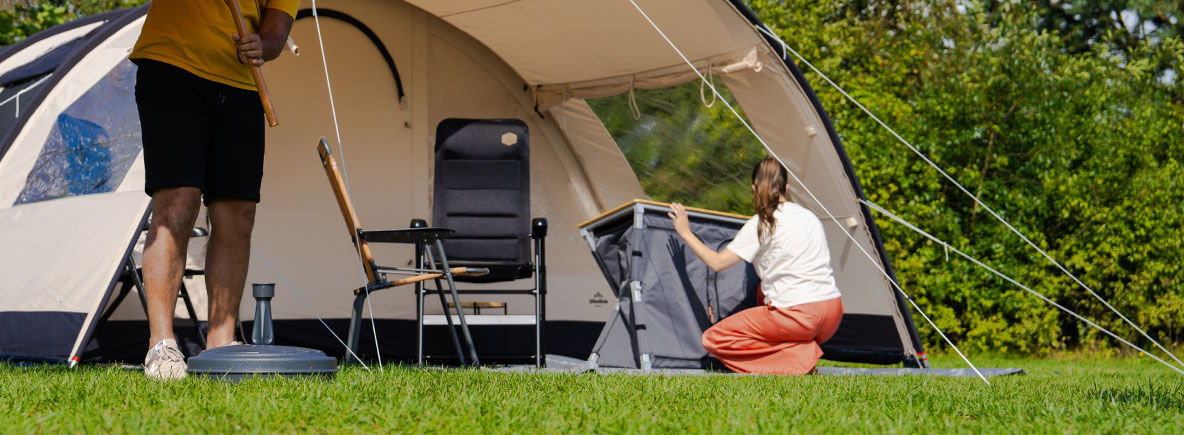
[1087,379,1184,411]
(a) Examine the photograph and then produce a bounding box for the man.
[130,0,297,380]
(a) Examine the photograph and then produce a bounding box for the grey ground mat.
[817,367,1025,377]
[488,355,1024,377]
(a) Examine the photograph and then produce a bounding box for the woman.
[668,157,844,375]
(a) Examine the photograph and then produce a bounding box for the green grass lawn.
[2,354,1182,433]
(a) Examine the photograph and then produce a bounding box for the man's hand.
[232,32,265,67]
[230,9,295,67]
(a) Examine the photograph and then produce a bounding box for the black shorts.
[134,59,265,202]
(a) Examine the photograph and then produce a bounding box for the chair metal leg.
[413,223,426,367]
[129,264,149,316]
[416,283,425,367]
[435,240,480,366]
[534,236,547,368]
[425,247,466,366]
[346,291,367,364]
[535,286,542,369]
[432,277,467,366]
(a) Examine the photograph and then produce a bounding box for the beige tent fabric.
[244,1,645,323]
[547,99,646,210]
[0,191,150,355]
[0,191,147,312]
[532,46,763,112]
[404,0,761,85]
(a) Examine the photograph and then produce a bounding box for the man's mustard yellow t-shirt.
[130,0,299,91]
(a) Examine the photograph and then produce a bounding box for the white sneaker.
[144,339,187,380]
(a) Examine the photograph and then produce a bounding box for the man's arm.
[232,8,295,66]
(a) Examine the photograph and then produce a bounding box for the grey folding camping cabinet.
[580,200,759,369]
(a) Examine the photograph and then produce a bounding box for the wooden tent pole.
[223,0,279,127]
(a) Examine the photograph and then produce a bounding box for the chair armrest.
[531,218,548,239]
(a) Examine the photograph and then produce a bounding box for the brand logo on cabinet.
[588,292,609,306]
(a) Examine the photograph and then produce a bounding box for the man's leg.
[204,199,257,348]
[143,187,202,346]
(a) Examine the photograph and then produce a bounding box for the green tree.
[983,0,1184,55]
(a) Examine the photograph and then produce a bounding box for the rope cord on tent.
[309,0,383,370]
[628,77,642,120]
[860,199,1184,376]
[0,73,53,116]
[755,25,1184,369]
[699,60,716,108]
[250,248,371,370]
[627,0,990,385]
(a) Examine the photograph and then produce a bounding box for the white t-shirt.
[725,202,841,308]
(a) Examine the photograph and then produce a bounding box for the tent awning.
[404,0,761,85]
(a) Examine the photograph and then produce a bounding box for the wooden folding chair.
[316,138,486,366]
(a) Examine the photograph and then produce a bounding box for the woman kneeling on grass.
[668,157,844,375]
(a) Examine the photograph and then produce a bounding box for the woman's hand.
[667,202,743,272]
[668,202,692,237]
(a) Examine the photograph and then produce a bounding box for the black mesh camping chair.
[415,118,548,367]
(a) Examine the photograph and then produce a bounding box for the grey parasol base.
[186,344,338,382]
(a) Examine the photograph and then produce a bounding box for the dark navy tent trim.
[295,8,406,103]
[726,0,925,365]
[0,5,149,165]
[0,38,85,86]
[83,319,605,364]
[0,311,86,361]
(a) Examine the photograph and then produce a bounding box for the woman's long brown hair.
[751,157,788,239]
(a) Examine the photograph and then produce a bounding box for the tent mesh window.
[14,59,140,205]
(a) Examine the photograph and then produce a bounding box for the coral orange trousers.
[701,297,843,375]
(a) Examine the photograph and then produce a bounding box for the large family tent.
[0,0,927,367]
